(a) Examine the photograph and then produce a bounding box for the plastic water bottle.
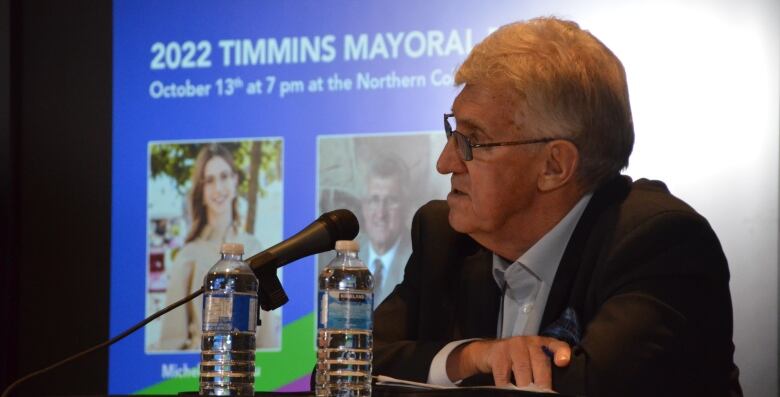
[316,240,374,396]
[200,243,258,396]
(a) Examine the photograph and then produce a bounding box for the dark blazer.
[373,176,742,397]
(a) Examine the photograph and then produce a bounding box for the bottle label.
[318,290,373,330]
[203,292,257,332]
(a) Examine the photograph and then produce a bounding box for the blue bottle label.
[203,292,257,332]
[318,290,373,330]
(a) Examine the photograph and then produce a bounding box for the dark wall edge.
[1,0,18,391]
[7,0,112,395]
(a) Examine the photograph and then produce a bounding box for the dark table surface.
[171,384,563,397]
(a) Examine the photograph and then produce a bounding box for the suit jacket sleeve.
[553,208,741,397]
[372,203,450,382]
[373,201,499,382]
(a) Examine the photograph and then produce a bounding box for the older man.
[373,17,742,396]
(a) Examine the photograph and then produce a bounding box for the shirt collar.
[492,193,593,288]
[368,236,401,272]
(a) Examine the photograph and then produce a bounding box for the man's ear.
[537,140,579,192]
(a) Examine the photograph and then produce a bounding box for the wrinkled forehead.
[451,82,527,134]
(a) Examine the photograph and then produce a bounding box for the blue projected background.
[111,0,778,395]
[111,1,532,393]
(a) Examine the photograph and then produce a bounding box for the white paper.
[375,375,556,393]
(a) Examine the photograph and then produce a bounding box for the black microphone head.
[318,209,359,242]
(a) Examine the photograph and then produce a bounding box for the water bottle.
[200,243,258,396]
[316,240,374,396]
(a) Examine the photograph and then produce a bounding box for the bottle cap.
[220,242,245,255]
[335,240,359,252]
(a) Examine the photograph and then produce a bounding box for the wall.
[4,1,111,395]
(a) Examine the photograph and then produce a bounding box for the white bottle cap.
[335,240,359,252]
[220,242,245,255]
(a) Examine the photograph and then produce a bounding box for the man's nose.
[436,136,465,175]
[377,200,391,217]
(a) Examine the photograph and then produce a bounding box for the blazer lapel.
[452,247,501,340]
[541,176,631,330]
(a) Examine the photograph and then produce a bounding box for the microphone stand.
[1,288,205,397]
[1,259,292,397]
[2,208,359,396]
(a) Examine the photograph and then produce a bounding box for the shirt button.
[521,303,534,313]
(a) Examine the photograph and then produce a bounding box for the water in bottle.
[200,243,258,396]
[316,240,374,397]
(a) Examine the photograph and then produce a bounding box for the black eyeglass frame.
[444,113,572,161]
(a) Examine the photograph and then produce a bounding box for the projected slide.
[111,0,526,393]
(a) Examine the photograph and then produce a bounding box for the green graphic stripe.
[136,313,316,394]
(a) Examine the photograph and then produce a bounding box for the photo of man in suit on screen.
[358,154,412,307]
[316,133,448,307]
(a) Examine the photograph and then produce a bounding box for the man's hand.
[446,336,571,390]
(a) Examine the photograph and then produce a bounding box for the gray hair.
[455,17,634,190]
[363,153,410,197]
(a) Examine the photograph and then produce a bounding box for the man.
[373,17,742,396]
[360,155,412,307]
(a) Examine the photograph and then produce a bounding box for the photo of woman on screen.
[155,143,281,351]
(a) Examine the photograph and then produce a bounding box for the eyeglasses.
[444,113,570,161]
[363,194,402,211]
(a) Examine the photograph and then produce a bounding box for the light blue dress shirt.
[427,193,593,385]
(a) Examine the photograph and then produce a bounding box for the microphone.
[246,209,359,311]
